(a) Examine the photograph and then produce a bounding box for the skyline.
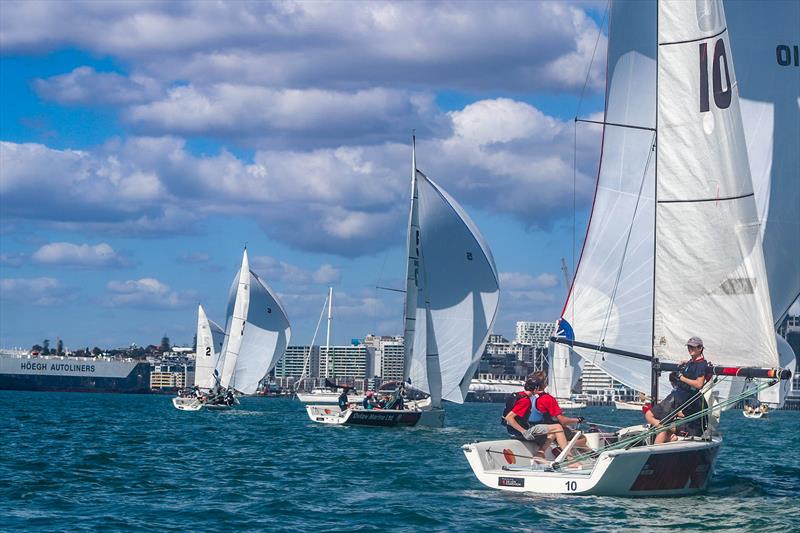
[1,1,796,349]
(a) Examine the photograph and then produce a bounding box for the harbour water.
[1,391,798,532]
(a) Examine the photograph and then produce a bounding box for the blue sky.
[1,1,612,350]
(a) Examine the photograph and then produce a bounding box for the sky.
[0,0,619,350]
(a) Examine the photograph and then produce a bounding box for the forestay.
[194,304,225,390]
[218,250,291,395]
[406,167,499,405]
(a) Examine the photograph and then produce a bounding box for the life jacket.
[532,392,559,424]
[500,391,537,427]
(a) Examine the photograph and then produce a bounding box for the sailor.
[362,391,376,410]
[338,387,350,411]
[527,371,586,455]
[643,371,685,443]
[677,336,712,437]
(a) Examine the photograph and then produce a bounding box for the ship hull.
[0,355,151,393]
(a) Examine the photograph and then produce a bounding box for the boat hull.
[305,404,445,428]
[463,436,721,496]
[296,391,365,404]
[172,395,238,411]
[742,410,765,419]
[614,400,646,411]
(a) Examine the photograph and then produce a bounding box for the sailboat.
[173,305,226,411]
[306,137,500,427]
[173,249,292,411]
[463,0,792,495]
[295,287,366,404]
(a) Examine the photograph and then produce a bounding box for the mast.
[402,135,420,383]
[650,0,660,403]
[326,286,333,378]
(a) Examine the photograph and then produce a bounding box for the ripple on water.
[0,393,798,532]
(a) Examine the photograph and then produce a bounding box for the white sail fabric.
[654,1,778,375]
[548,340,583,401]
[727,1,800,325]
[561,0,658,397]
[194,304,225,390]
[218,250,292,395]
[414,171,500,404]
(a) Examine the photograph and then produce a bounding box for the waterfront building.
[150,362,193,390]
[580,360,638,403]
[275,345,319,379]
[320,343,373,381]
[515,321,554,347]
[779,314,800,405]
[477,334,547,379]
[363,334,404,381]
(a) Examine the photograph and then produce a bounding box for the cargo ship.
[0,350,151,393]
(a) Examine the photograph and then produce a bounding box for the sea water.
[1,391,798,532]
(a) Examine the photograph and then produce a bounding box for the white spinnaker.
[218,251,291,395]
[194,304,225,390]
[727,1,800,325]
[415,171,500,404]
[654,0,778,379]
[562,0,659,397]
[231,271,291,395]
[219,250,251,390]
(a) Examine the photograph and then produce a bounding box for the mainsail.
[218,250,292,395]
[404,141,500,405]
[194,304,225,390]
[562,0,780,401]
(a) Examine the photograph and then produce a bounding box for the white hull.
[559,400,587,410]
[742,410,766,419]
[614,400,647,411]
[463,433,721,496]
[305,398,444,428]
[296,391,365,404]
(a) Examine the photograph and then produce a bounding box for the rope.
[553,377,777,469]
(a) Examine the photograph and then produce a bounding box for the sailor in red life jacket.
[503,376,575,458]
[528,370,587,453]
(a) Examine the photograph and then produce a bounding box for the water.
[1,391,798,532]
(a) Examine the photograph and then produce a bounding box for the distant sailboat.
[173,249,291,411]
[306,137,500,427]
[464,0,792,495]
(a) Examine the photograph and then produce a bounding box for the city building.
[275,345,319,379]
[320,343,373,381]
[363,334,404,381]
[515,321,555,347]
[150,362,193,390]
[780,314,800,407]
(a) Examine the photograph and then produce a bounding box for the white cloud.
[33,66,162,106]
[31,242,127,268]
[500,272,560,291]
[2,2,605,98]
[104,278,195,309]
[1,96,600,255]
[250,255,340,286]
[0,277,77,306]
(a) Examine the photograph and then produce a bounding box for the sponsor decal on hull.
[346,410,421,427]
[498,477,525,488]
[630,448,716,491]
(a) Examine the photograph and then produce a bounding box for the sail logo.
[776,45,799,66]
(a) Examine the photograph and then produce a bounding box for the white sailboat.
[172,305,226,411]
[173,249,292,411]
[463,0,792,495]
[295,288,366,404]
[306,137,500,427]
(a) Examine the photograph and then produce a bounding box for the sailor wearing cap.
[676,336,711,437]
